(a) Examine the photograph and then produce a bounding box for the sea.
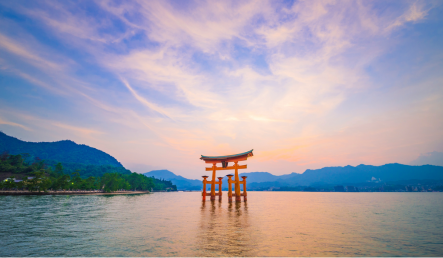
[0,192,442,257]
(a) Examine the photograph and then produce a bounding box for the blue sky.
[0,0,442,178]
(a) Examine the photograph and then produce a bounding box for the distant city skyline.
[0,1,442,179]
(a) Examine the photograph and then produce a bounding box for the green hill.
[0,132,177,191]
[0,132,130,178]
[0,132,122,167]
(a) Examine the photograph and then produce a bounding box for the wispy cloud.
[0,0,441,177]
[0,111,103,137]
[0,117,32,131]
[0,33,61,70]
[120,77,172,119]
[51,122,103,136]
[386,1,430,31]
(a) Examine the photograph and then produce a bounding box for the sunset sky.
[0,0,442,179]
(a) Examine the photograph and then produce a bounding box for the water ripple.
[0,192,442,256]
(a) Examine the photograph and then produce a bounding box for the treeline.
[0,152,177,192]
[0,151,130,178]
[44,160,132,178]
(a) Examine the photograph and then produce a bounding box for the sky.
[0,0,442,179]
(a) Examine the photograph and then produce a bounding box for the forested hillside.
[0,132,177,191]
[0,132,129,178]
[0,152,176,192]
[44,161,131,178]
[0,132,122,167]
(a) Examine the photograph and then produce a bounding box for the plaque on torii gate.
[200,149,253,202]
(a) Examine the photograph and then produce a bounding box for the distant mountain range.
[144,164,443,190]
[3,132,443,189]
[144,170,202,190]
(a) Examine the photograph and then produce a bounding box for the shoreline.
[0,190,150,196]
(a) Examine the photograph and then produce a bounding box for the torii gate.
[200,150,253,202]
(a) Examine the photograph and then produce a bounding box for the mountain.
[240,163,443,189]
[0,132,130,177]
[236,172,280,183]
[282,163,443,185]
[144,170,202,190]
[144,163,443,190]
[0,132,122,167]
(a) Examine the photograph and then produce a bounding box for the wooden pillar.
[227,174,233,202]
[241,176,247,201]
[218,177,223,200]
[202,176,208,201]
[234,161,241,202]
[211,163,216,200]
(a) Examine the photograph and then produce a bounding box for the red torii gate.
[200,150,253,202]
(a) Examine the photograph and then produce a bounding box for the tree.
[123,181,131,190]
[16,180,25,190]
[21,153,31,165]
[101,173,130,192]
[71,171,83,189]
[25,177,38,192]
[58,174,71,190]
[9,154,24,168]
[55,163,64,177]
[25,169,52,192]
[26,170,42,192]
[3,177,16,190]
[39,177,52,193]
[0,151,8,161]
[83,176,97,190]
[123,173,155,191]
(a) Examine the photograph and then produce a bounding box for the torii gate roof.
[200,149,253,163]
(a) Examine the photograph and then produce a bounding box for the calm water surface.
[1,192,442,256]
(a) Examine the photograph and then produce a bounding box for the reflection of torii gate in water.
[200,150,253,202]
